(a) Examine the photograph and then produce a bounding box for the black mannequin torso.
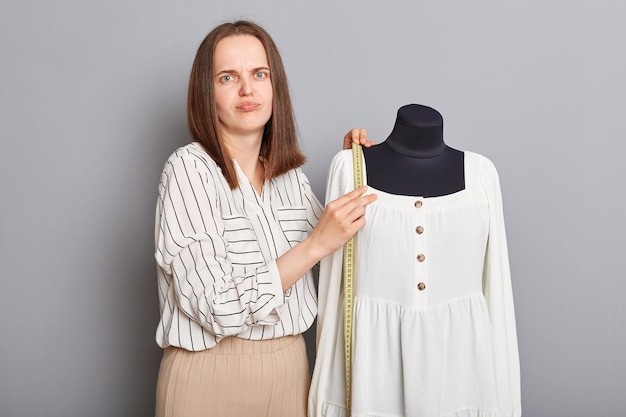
[363,104,465,197]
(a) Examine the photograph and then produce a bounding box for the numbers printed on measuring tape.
[343,143,363,416]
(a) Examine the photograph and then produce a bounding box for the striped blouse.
[154,142,323,351]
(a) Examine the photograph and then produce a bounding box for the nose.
[239,78,252,96]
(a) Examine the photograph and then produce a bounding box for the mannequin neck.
[385,104,446,158]
[363,103,464,197]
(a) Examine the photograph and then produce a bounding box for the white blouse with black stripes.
[154,142,322,351]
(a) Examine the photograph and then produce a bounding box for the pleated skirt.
[155,334,309,417]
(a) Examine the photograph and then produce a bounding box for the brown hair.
[187,20,306,189]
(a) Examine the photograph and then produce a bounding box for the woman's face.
[213,35,273,142]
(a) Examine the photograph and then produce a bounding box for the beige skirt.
[155,334,309,417]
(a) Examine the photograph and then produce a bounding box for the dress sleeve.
[481,158,522,417]
[309,150,353,417]
[154,154,285,339]
[316,150,353,334]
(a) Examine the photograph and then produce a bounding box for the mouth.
[236,102,260,112]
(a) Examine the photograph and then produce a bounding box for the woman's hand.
[308,186,377,256]
[343,128,376,150]
[276,186,376,291]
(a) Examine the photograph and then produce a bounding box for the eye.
[219,74,234,83]
[254,71,268,80]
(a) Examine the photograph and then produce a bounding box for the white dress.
[309,150,521,417]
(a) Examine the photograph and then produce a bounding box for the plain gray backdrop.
[1,1,625,416]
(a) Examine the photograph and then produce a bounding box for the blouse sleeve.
[481,157,522,417]
[154,154,285,339]
[298,168,324,235]
[297,168,324,280]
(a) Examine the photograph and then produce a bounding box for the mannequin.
[363,103,465,197]
[309,104,521,417]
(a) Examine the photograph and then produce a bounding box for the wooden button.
[417,282,426,291]
[415,226,424,234]
[417,254,425,262]
[414,200,423,208]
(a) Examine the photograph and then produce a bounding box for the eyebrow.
[215,66,271,76]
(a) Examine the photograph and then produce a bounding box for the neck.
[385,104,446,158]
[222,131,265,194]
[222,131,263,165]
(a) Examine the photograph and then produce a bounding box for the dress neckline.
[361,151,469,201]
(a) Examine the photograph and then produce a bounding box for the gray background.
[1,1,624,416]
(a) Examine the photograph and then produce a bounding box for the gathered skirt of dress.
[155,334,309,417]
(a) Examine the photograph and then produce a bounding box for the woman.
[154,20,376,417]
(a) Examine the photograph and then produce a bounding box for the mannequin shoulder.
[325,149,357,195]
[328,149,354,175]
[464,150,499,173]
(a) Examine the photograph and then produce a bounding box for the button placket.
[413,199,428,298]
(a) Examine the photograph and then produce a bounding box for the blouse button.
[414,200,423,208]
[417,254,426,262]
[415,226,424,234]
[417,282,426,291]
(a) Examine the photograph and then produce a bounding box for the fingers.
[342,128,376,149]
[328,185,369,207]
[350,128,368,144]
[310,187,377,256]
[327,186,377,228]
[345,193,377,226]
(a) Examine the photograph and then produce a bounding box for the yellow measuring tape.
[343,142,363,416]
